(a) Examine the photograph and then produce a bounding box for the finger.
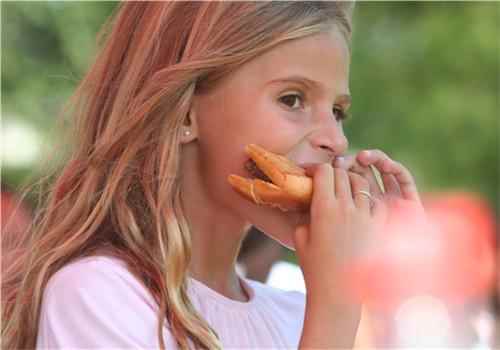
[381,172,401,196]
[333,154,356,170]
[357,196,387,253]
[311,163,336,207]
[293,225,309,254]
[334,168,352,203]
[356,149,393,175]
[356,149,389,167]
[387,161,421,202]
[310,164,336,243]
[347,161,384,198]
[357,150,420,202]
[348,172,371,212]
[338,153,384,196]
[303,163,321,177]
[377,159,419,202]
[334,154,380,198]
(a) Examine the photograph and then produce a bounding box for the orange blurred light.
[343,192,496,311]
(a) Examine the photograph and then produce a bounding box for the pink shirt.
[36,255,306,349]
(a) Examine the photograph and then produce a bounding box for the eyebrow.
[266,75,352,106]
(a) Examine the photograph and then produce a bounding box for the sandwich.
[227,144,313,212]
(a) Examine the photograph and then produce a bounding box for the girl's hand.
[334,149,423,211]
[292,163,382,303]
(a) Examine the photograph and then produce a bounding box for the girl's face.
[187,28,351,249]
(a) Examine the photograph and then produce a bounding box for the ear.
[180,101,199,144]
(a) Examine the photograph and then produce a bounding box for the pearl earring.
[184,130,191,136]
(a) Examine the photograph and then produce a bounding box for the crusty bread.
[228,144,313,212]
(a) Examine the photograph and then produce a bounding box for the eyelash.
[278,93,350,121]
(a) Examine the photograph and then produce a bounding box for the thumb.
[293,225,309,255]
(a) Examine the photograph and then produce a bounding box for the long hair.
[2,2,354,349]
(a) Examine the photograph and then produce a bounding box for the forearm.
[299,295,362,349]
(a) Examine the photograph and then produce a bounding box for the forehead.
[234,29,350,91]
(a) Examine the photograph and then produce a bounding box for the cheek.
[194,102,257,206]
[196,92,291,170]
[194,90,307,215]
[242,96,307,154]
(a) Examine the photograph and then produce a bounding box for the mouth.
[242,144,308,187]
[244,158,272,183]
[226,144,312,212]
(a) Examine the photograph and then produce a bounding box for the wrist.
[306,293,362,314]
[301,296,363,349]
[305,282,359,308]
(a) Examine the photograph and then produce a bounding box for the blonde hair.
[2,2,354,349]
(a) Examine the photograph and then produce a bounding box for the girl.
[2,2,424,349]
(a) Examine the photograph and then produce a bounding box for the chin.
[234,193,308,250]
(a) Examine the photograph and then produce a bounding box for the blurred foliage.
[2,1,117,186]
[2,2,499,216]
[348,2,499,215]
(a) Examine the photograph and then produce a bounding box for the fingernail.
[335,156,345,165]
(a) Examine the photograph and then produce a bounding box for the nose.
[309,119,348,161]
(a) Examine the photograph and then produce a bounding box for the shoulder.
[46,255,142,290]
[46,255,129,290]
[45,255,157,312]
[38,255,176,348]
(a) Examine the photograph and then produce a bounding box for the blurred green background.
[2,1,499,216]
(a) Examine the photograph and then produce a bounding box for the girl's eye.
[333,106,350,121]
[279,93,350,121]
[279,94,303,109]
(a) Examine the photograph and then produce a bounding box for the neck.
[180,146,251,301]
